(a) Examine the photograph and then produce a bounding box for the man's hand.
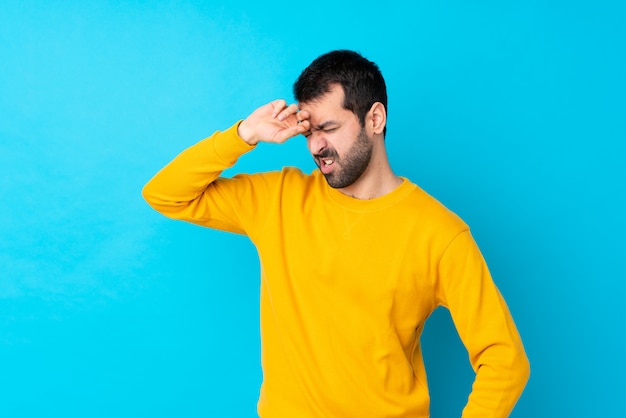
[238,99,311,145]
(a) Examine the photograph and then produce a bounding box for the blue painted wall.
[1,1,624,416]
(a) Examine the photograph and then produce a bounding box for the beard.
[316,127,373,189]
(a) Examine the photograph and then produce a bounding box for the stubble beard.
[320,127,373,189]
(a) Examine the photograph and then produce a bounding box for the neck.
[338,154,402,200]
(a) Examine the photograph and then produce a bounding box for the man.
[143,50,530,417]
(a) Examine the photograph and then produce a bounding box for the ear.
[368,102,387,135]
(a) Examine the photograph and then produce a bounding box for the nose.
[307,130,328,156]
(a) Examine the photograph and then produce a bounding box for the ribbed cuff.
[211,120,256,165]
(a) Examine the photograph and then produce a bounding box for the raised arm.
[142,100,310,233]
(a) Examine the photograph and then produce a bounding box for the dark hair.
[293,50,387,135]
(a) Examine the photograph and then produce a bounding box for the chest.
[255,201,440,332]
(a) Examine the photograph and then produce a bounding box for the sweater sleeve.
[142,121,266,235]
[436,230,530,417]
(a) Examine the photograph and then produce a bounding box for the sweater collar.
[314,171,416,211]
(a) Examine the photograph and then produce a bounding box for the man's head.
[293,50,387,137]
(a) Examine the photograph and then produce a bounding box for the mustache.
[314,148,338,159]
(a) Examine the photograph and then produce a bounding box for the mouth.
[319,157,335,174]
[314,149,338,174]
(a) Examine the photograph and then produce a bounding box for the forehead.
[298,84,355,124]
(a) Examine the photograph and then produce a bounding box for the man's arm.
[436,230,530,417]
[141,100,310,232]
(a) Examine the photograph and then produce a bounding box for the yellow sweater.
[143,122,530,417]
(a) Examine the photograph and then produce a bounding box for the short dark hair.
[293,50,387,135]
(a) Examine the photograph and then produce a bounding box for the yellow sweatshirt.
[143,122,530,417]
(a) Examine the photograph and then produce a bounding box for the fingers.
[294,119,311,135]
[275,103,299,121]
[294,111,311,138]
[270,99,287,118]
[270,99,310,122]
[297,109,310,122]
[256,99,311,143]
[273,120,311,143]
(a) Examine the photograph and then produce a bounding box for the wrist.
[237,120,257,145]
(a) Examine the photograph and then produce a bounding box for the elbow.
[141,179,192,221]
[142,182,155,204]
[141,179,173,215]
[141,181,159,209]
[504,349,530,396]
[517,351,531,388]
[478,343,531,394]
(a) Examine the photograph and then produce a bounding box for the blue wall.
[1,1,624,416]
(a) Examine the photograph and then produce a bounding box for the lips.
[315,149,338,174]
[320,158,334,174]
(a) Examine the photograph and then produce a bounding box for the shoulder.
[401,179,469,237]
[258,166,314,184]
[229,166,315,194]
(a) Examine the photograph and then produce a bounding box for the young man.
[143,50,530,417]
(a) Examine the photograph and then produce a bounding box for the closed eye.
[304,122,340,138]
[314,121,340,132]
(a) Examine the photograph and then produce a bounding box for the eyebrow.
[313,121,340,131]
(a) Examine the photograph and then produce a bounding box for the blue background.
[1,1,624,416]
